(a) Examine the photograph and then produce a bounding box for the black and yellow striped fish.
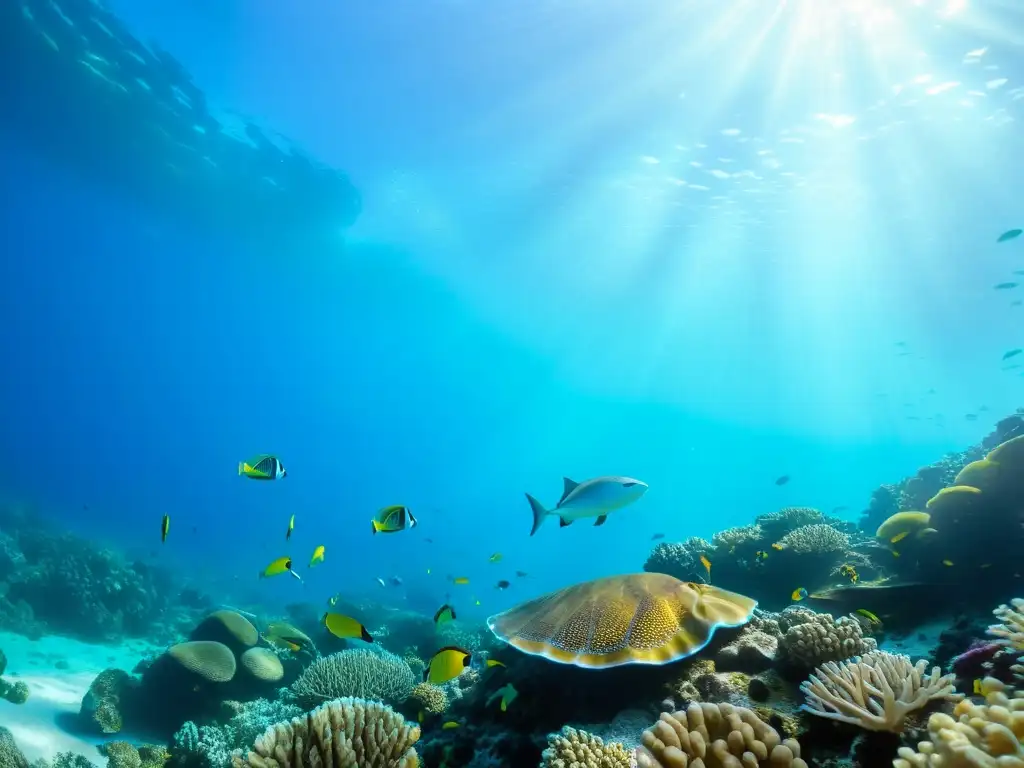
[239,455,286,480]
[371,505,418,534]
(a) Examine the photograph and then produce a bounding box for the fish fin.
[557,477,580,505]
[559,517,573,527]
[594,515,608,527]
[408,510,418,528]
[361,626,374,643]
[526,493,548,536]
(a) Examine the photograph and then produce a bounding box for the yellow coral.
[800,651,960,733]
[540,726,631,768]
[409,682,448,715]
[989,598,1024,652]
[894,677,1024,767]
[231,697,419,768]
[635,702,808,767]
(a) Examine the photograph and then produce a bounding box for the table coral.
[800,650,960,733]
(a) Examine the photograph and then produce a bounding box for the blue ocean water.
[1,0,1023,630]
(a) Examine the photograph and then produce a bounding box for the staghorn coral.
[894,677,1024,767]
[778,609,875,669]
[634,702,808,767]
[540,726,631,768]
[230,697,419,768]
[289,648,414,709]
[776,524,848,554]
[800,650,960,733]
[409,682,448,715]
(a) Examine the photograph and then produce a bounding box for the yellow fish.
[753,551,768,561]
[487,683,518,712]
[489,553,503,563]
[161,514,170,544]
[890,531,909,544]
[892,550,901,558]
[974,678,982,695]
[943,560,954,566]
[485,659,505,669]
[371,505,418,535]
[452,576,470,585]
[854,609,881,625]
[442,721,460,730]
[260,556,302,581]
[309,545,325,567]
[434,604,456,626]
[322,612,373,643]
[286,514,295,541]
[700,555,711,581]
[792,587,808,602]
[239,454,286,480]
[771,542,785,551]
[425,646,472,685]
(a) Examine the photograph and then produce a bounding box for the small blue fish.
[997,228,1022,243]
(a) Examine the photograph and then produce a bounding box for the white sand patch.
[1,631,161,765]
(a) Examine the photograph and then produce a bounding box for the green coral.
[80,668,138,734]
[51,755,92,768]
[100,742,168,768]
[289,648,414,709]
[0,727,28,768]
[0,647,28,705]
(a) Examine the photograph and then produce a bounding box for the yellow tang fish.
[322,612,373,643]
[309,545,325,567]
[700,555,711,581]
[260,556,302,581]
[425,646,472,685]
[489,552,503,563]
[161,514,170,544]
[371,505,418,535]
[434,604,456,626]
[239,454,286,480]
[792,587,808,602]
[286,514,295,541]
[442,721,460,730]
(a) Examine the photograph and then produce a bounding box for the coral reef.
[80,668,140,734]
[800,651,960,732]
[289,648,415,709]
[540,726,631,768]
[169,699,302,768]
[230,697,420,768]
[635,703,808,767]
[410,682,449,715]
[894,677,1024,767]
[0,647,28,704]
[777,607,876,671]
[0,727,28,768]
[99,742,169,768]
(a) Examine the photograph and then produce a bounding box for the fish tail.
[238,462,245,476]
[525,493,548,536]
[407,510,418,528]
[371,519,379,535]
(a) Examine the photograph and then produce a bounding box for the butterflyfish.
[434,604,456,625]
[161,514,170,543]
[526,476,648,535]
[286,514,295,541]
[700,555,712,581]
[322,612,373,643]
[371,505,418,535]
[487,683,518,712]
[425,646,472,684]
[792,587,808,602]
[441,721,460,730]
[260,556,302,581]
[309,545,325,567]
[489,552,503,563]
[239,455,286,480]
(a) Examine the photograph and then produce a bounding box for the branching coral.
[409,682,448,715]
[778,609,875,669]
[894,677,1024,767]
[635,702,808,767]
[171,699,302,768]
[754,508,824,540]
[230,697,419,768]
[289,649,414,709]
[776,524,848,554]
[799,650,960,733]
[711,525,763,553]
[540,726,631,768]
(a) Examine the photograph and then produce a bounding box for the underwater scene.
[3,0,1024,766]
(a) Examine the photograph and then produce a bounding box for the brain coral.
[894,677,1023,767]
[800,651,960,733]
[778,610,875,669]
[191,611,259,652]
[540,726,631,768]
[231,697,419,768]
[168,641,237,683]
[239,648,284,683]
[776,524,848,554]
[635,702,808,767]
[290,648,415,709]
